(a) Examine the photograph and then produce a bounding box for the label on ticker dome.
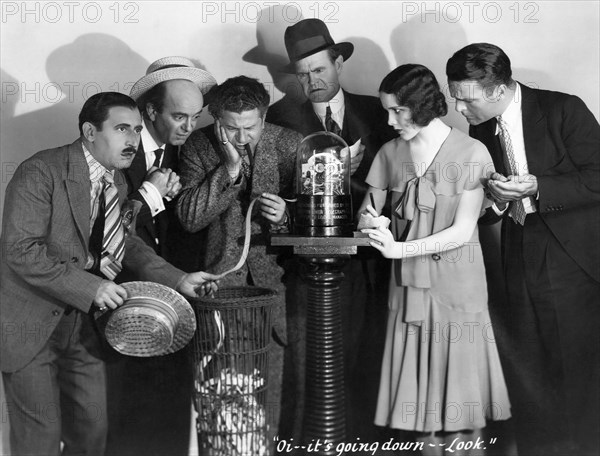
[296,196,352,224]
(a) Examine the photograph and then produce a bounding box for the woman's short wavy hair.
[379,64,448,127]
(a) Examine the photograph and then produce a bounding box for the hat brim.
[281,42,354,74]
[104,281,196,357]
[130,67,217,101]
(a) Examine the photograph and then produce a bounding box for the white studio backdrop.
[1,1,599,454]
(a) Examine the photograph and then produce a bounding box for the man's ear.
[335,55,344,75]
[146,103,158,122]
[495,84,508,101]
[82,122,96,142]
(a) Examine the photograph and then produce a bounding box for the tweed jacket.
[176,123,301,340]
[0,139,183,372]
[471,83,600,282]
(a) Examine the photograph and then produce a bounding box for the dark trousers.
[105,347,193,456]
[494,214,600,456]
[2,311,107,456]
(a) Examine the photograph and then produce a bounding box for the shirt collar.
[496,83,522,134]
[141,118,162,152]
[312,88,345,117]
[82,142,111,184]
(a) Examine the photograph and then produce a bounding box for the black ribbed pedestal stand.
[271,235,371,455]
[302,256,348,454]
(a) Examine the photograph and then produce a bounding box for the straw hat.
[282,19,354,73]
[129,56,217,101]
[103,281,196,357]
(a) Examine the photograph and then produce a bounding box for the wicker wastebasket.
[191,287,276,456]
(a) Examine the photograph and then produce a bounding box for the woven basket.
[104,281,196,357]
[190,287,276,456]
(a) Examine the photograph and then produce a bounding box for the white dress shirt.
[82,143,112,268]
[138,119,165,216]
[493,83,537,215]
[312,88,345,131]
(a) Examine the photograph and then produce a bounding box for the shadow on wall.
[1,33,148,224]
[242,4,305,104]
[340,36,392,97]
[390,17,468,130]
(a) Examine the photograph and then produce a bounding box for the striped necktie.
[99,171,125,279]
[497,116,527,225]
[325,105,342,137]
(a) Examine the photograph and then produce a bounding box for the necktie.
[152,147,164,168]
[325,105,342,137]
[241,158,252,183]
[497,116,526,225]
[99,172,126,279]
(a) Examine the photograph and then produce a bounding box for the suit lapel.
[301,101,325,136]
[162,145,180,171]
[342,91,371,145]
[251,128,279,198]
[520,84,545,176]
[127,142,147,191]
[64,139,91,249]
[472,119,507,175]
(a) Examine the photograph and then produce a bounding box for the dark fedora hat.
[282,19,354,73]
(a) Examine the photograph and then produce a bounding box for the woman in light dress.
[359,64,511,455]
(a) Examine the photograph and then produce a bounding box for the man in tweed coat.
[175,76,302,447]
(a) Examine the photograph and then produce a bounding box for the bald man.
[105,59,216,456]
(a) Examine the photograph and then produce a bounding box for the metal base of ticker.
[295,195,354,237]
[271,235,371,456]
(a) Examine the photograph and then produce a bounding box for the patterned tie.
[325,105,342,137]
[497,116,527,225]
[152,147,163,168]
[99,172,126,279]
[240,158,252,188]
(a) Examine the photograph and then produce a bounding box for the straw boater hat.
[102,281,197,357]
[282,19,354,73]
[129,56,217,101]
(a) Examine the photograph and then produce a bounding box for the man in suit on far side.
[447,42,600,456]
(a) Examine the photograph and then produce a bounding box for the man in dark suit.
[104,59,217,456]
[447,43,600,456]
[266,19,395,440]
[126,56,216,258]
[0,92,217,456]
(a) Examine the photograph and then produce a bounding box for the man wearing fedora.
[0,91,218,456]
[266,19,395,441]
[104,58,217,456]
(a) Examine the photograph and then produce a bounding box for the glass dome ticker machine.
[294,132,353,237]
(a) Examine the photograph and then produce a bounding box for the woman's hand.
[365,204,378,217]
[259,193,287,225]
[362,227,403,259]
